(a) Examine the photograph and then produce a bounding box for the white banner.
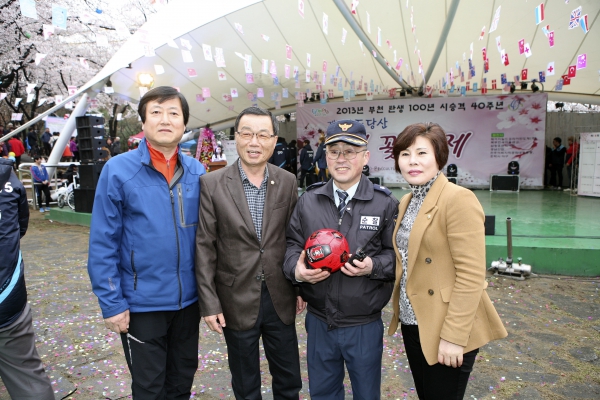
[578,132,600,197]
[296,93,547,187]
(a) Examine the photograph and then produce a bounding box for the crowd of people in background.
[545,135,580,191]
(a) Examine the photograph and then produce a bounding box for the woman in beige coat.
[389,123,507,399]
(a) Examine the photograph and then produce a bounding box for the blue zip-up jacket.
[87,139,205,319]
[0,158,29,328]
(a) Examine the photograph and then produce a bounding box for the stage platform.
[390,188,600,277]
[45,189,600,277]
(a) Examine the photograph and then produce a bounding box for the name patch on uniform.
[360,216,380,231]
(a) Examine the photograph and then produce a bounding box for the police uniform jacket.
[388,174,508,365]
[284,174,399,329]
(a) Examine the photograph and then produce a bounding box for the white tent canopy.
[52,0,600,131]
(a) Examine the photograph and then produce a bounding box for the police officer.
[298,139,316,188]
[268,136,289,170]
[283,119,398,400]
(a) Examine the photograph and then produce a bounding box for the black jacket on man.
[299,143,315,172]
[268,138,289,169]
[0,159,29,328]
[283,174,399,328]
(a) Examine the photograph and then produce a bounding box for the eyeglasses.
[326,149,367,160]
[236,130,276,142]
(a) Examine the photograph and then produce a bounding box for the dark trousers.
[0,304,54,400]
[120,303,200,400]
[401,324,478,400]
[223,281,301,400]
[34,183,51,208]
[42,142,51,156]
[550,165,564,188]
[299,169,316,188]
[305,312,383,400]
[317,167,328,182]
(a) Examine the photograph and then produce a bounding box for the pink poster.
[295,93,547,187]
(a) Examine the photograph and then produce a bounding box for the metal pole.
[422,0,461,86]
[506,217,513,267]
[46,94,89,178]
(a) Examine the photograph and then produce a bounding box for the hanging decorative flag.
[479,26,485,40]
[43,24,54,40]
[539,71,546,82]
[501,73,507,84]
[215,48,226,68]
[561,74,571,85]
[154,64,165,75]
[580,14,589,33]
[555,79,563,91]
[323,13,328,35]
[524,43,532,58]
[503,52,509,66]
[218,71,227,80]
[470,42,473,59]
[342,28,348,44]
[466,81,470,91]
[234,22,244,35]
[20,0,38,19]
[52,4,68,29]
[196,94,205,103]
[518,39,525,54]
[269,60,277,76]
[230,88,238,98]
[548,31,555,47]
[285,44,292,61]
[496,36,502,53]
[367,12,371,33]
[202,44,213,61]
[492,79,497,89]
[377,28,382,47]
[396,58,403,70]
[322,61,327,72]
[246,73,254,84]
[521,69,528,80]
[569,7,581,29]
[489,6,501,33]
[298,0,304,18]
[568,65,576,77]
[222,94,232,102]
[351,0,358,14]
[482,47,487,61]
[261,34,269,41]
[535,3,544,25]
[180,38,192,50]
[514,75,520,84]
[577,54,587,69]
[257,88,264,97]
[542,25,550,37]
[546,62,555,76]
[284,65,290,79]
[306,53,311,67]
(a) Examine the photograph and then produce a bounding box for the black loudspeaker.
[78,127,105,139]
[368,177,382,185]
[490,175,520,191]
[76,116,105,128]
[78,163,105,189]
[78,138,106,151]
[448,177,458,184]
[74,188,95,213]
[80,148,109,162]
[484,215,495,235]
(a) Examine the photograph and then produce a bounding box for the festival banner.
[296,93,547,188]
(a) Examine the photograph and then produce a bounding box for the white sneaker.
[44,208,50,212]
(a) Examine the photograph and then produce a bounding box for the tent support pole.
[422,0,461,88]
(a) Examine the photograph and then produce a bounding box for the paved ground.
[1,212,599,399]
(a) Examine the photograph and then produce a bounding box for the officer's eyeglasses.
[236,130,276,142]
[326,149,367,160]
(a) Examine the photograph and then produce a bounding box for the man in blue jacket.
[87,86,205,399]
[0,158,54,399]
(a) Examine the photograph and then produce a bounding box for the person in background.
[27,127,40,157]
[87,86,205,399]
[549,137,566,190]
[48,132,59,150]
[196,107,303,399]
[299,139,316,189]
[389,123,507,399]
[70,137,79,162]
[0,158,54,400]
[268,136,289,170]
[30,155,51,212]
[62,140,73,162]
[284,119,398,400]
[288,140,298,176]
[211,144,226,162]
[565,136,579,192]
[41,128,52,156]
[7,135,25,170]
[111,137,122,157]
[314,131,328,182]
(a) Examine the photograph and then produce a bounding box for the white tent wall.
[34,0,598,142]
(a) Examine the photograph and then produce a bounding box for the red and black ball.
[304,229,350,273]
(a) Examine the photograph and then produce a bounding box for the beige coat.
[388,174,507,365]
